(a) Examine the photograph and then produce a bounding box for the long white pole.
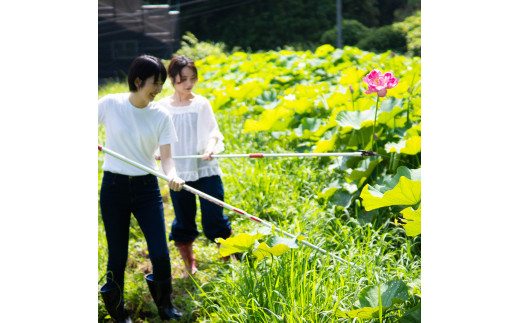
[98,145,355,266]
[156,151,376,160]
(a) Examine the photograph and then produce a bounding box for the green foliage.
[352,10,421,57]
[320,19,369,46]
[174,32,227,62]
[356,24,408,54]
[342,279,409,319]
[179,0,397,51]
[394,11,421,57]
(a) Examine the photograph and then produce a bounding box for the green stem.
[370,96,380,150]
[407,98,412,126]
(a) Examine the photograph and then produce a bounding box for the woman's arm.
[202,136,219,161]
[159,144,185,191]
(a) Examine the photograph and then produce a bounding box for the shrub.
[174,31,226,61]
[356,24,407,54]
[394,11,421,57]
[320,19,369,47]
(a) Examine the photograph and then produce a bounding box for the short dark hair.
[127,55,167,92]
[167,55,198,84]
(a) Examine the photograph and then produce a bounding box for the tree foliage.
[178,0,417,51]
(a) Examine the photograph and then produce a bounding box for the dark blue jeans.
[99,171,171,291]
[169,175,232,243]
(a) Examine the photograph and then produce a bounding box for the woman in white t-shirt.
[98,55,184,322]
[158,55,234,278]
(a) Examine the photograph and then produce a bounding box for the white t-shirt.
[98,93,178,176]
[157,95,224,181]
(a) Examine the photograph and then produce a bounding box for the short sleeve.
[158,113,178,146]
[197,98,225,154]
[98,95,110,125]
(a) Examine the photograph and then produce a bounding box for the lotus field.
[98,44,421,322]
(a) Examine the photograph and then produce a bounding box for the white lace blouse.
[157,95,224,182]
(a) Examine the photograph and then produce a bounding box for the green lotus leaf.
[255,89,278,106]
[252,235,299,260]
[313,133,337,153]
[243,107,293,132]
[336,106,377,130]
[346,307,381,319]
[400,204,421,237]
[399,304,421,323]
[385,136,421,155]
[265,235,300,248]
[211,90,231,111]
[216,232,265,257]
[380,97,404,112]
[375,166,421,193]
[346,158,383,188]
[326,92,349,110]
[285,97,313,114]
[294,118,323,138]
[352,279,409,316]
[253,242,290,260]
[318,180,341,199]
[338,127,375,151]
[330,190,355,209]
[347,279,408,319]
[406,123,421,138]
[361,176,421,211]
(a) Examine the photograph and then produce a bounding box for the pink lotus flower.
[363,69,399,97]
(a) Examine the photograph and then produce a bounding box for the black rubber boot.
[145,274,182,321]
[100,284,132,323]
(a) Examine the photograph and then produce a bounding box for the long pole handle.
[98,145,353,265]
[156,151,376,160]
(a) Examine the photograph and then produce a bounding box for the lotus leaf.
[348,279,409,318]
[336,106,377,130]
[216,232,265,257]
[385,136,421,155]
[361,176,421,211]
[400,204,421,237]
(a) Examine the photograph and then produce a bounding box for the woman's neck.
[171,91,195,106]
[128,92,148,108]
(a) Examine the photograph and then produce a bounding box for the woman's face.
[172,66,197,95]
[136,75,163,103]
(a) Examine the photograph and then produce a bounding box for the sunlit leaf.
[252,235,299,260]
[361,176,421,211]
[346,307,380,319]
[253,242,289,260]
[243,107,293,132]
[216,232,265,257]
[336,106,377,130]
[385,136,421,155]
[400,204,421,236]
[375,166,421,193]
[313,134,337,153]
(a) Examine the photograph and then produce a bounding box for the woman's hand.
[202,137,218,161]
[202,150,213,161]
[159,144,184,191]
[169,175,185,191]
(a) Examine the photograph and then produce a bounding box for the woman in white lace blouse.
[158,55,234,278]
